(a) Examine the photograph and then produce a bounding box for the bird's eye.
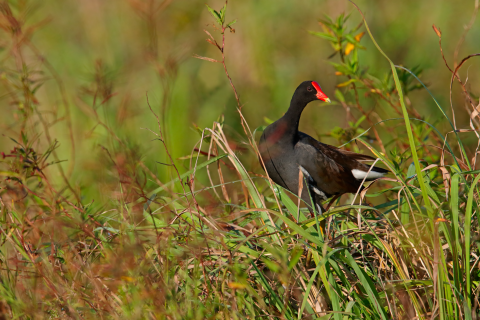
[307,86,313,92]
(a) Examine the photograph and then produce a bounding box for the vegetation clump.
[0,1,480,319]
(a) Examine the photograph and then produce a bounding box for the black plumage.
[259,81,388,213]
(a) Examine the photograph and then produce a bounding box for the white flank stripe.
[351,169,385,180]
[299,165,313,181]
[313,187,327,200]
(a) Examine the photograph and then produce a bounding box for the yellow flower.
[345,43,355,55]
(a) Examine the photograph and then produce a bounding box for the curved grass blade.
[464,174,480,310]
[251,262,294,319]
[344,251,388,319]
[148,154,228,196]
[394,65,470,170]
[298,248,343,319]
[350,1,434,219]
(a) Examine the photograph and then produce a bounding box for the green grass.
[1,0,480,319]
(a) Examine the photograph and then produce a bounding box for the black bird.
[259,81,388,214]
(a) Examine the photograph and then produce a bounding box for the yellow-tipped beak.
[325,98,331,103]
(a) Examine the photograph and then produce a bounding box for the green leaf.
[328,61,354,76]
[308,31,337,42]
[336,79,356,87]
[406,162,416,179]
[143,210,168,228]
[336,13,345,27]
[450,174,461,255]
[345,34,357,44]
[353,115,366,128]
[263,117,274,125]
[226,19,237,28]
[334,89,345,103]
[262,257,280,272]
[219,4,226,24]
[205,4,222,25]
[278,187,300,218]
[458,169,480,175]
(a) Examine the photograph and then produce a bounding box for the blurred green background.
[1,0,479,203]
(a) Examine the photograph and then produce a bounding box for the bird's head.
[294,80,331,104]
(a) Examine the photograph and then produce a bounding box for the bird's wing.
[314,140,389,176]
[295,132,387,195]
[319,143,377,162]
[295,135,360,196]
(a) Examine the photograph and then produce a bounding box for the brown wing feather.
[298,133,375,170]
[295,139,360,196]
[295,132,388,197]
[320,143,377,162]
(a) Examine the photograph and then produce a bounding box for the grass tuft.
[1,1,480,319]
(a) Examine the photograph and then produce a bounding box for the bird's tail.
[352,165,389,181]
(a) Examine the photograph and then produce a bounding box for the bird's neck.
[279,94,308,137]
